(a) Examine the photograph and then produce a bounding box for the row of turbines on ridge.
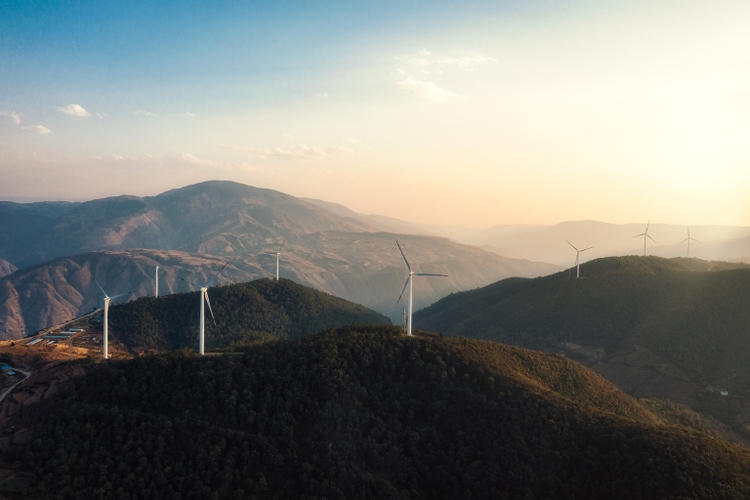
[90,223,698,359]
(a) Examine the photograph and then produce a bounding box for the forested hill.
[415,256,750,388]
[11,326,750,499]
[109,278,391,350]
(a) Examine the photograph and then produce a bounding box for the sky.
[1,0,750,228]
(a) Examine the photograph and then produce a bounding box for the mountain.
[453,220,750,266]
[0,249,263,339]
[109,278,391,350]
[0,258,16,278]
[1,181,376,269]
[6,326,750,498]
[0,182,560,336]
[415,256,750,439]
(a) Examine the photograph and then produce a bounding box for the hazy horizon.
[2,1,749,227]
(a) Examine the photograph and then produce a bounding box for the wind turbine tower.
[633,221,656,256]
[396,240,448,336]
[275,239,285,281]
[566,241,594,279]
[680,227,699,257]
[154,265,159,297]
[180,264,227,355]
[93,279,133,360]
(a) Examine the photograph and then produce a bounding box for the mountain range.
[0,181,559,337]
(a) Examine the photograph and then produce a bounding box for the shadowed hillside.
[7,326,750,499]
[109,278,391,350]
[416,256,750,440]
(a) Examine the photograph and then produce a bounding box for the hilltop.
[5,326,750,499]
[109,278,391,351]
[415,256,750,439]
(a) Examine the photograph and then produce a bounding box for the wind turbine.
[154,265,160,297]
[179,264,227,355]
[679,227,699,257]
[633,221,656,256]
[275,239,285,281]
[566,241,594,279]
[396,240,448,336]
[93,279,133,360]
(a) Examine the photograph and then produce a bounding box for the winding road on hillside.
[0,367,31,404]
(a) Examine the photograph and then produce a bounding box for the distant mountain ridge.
[0,181,560,337]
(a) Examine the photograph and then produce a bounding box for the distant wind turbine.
[180,264,227,355]
[275,239,285,281]
[679,227,699,257]
[154,265,160,297]
[566,241,594,279]
[93,279,133,360]
[633,221,656,256]
[396,240,448,336]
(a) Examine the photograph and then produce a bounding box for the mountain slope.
[0,258,16,278]
[8,326,750,499]
[415,257,750,438]
[109,278,391,350]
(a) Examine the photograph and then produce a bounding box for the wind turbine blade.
[278,238,285,253]
[395,240,412,271]
[632,233,645,238]
[206,263,228,287]
[110,291,133,302]
[396,277,410,304]
[93,278,109,298]
[566,241,579,251]
[204,291,216,325]
[414,273,449,277]
[647,234,656,243]
[679,238,688,244]
[179,276,203,289]
[580,246,594,252]
[645,220,650,232]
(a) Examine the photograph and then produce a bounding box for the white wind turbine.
[179,264,227,356]
[633,221,656,256]
[275,239,285,281]
[154,265,160,297]
[93,279,133,360]
[566,241,594,279]
[396,240,448,336]
[679,227,699,257]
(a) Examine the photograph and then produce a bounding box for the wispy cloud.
[0,111,23,124]
[134,109,157,117]
[398,49,496,71]
[21,125,52,134]
[397,78,466,102]
[57,104,90,117]
[247,143,357,160]
[183,111,196,118]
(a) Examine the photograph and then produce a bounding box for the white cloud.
[397,78,466,102]
[95,113,104,119]
[21,125,52,134]
[111,154,124,161]
[0,111,23,124]
[244,142,354,160]
[57,104,90,117]
[419,48,432,56]
[134,109,157,117]
[183,112,196,118]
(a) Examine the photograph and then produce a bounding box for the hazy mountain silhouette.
[0,181,559,337]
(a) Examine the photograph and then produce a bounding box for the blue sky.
[2,1,750,227]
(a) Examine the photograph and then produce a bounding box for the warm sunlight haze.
[1,0,749,227]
